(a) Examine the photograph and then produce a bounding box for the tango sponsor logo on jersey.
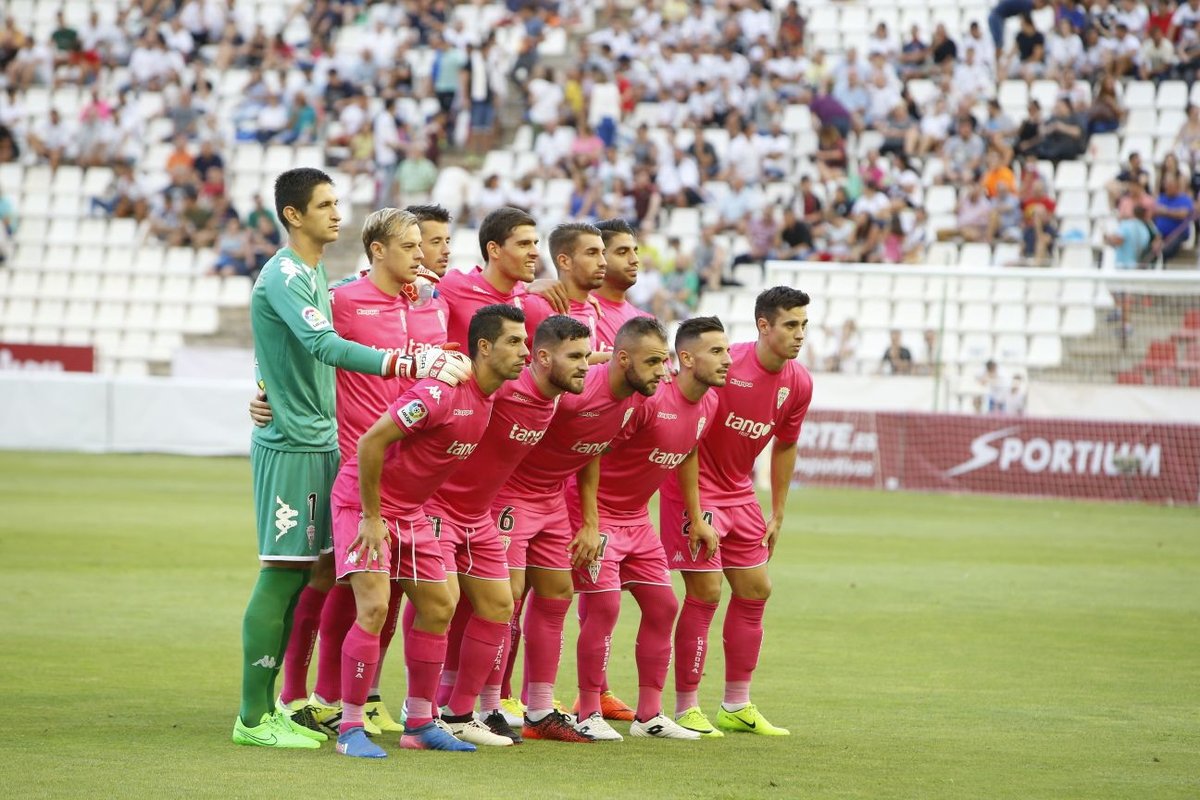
[425,385,443,403]
[301,306,331,331]
[273,497,299,541]
[725,412,773,440]
[729,377,754,388]
[648,447,688,469]
[570,439,611,456]
[946,427,1163,478]
[508,423,547,446]
[446,440,478,458]
[452,408,474,417]
[398,399,428,427]
[777,387,790,409]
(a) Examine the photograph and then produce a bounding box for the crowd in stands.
[1,0,1198,291]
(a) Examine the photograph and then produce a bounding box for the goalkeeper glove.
[383,347,472,386]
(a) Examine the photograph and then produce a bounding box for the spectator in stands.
[929,23,959,70]
[28,107,74,171]
[1003,15,1046,80]
[1086,74,1126,136]
[1140,26,1178,81]
[827,318,860,373]
[1004,373,1028,416]
[919,329,941,376]
[1176,18,1200,83]
[1106,203,1157,269]
[989,179,1024,243]
[988,0,1046,50]
[797,175,824,226]
[777,205,814,260]
[1015,99,1045,157]
[880,330,914,375]
[814,124,848,183]
[981,99,1018,149]
[982,149,1017,198]
[1154,174,1196,261]
[1174,106,1200,168]
[897,26,929,79]
[394,142,438,206]
[913,95,953,158]
[1035,98,1086,163]
[963,21,998,73]
[958,183,995,243]
[212,216,249,276]
[734,206,779,266]
[975,359,1008,413]
[628,167,663,232]
[942,117,986,185]
[1021,178,1058,264]
[1107,152,1152,206]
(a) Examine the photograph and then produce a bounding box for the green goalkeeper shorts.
[250,442,339,562]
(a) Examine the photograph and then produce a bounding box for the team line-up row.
[235,168,813,756]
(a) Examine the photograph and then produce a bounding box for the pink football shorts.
[332,502,446,583]
[493,494,573,571]
[423,505,510,581]
[658,495,770,572]
[571,519,672,593]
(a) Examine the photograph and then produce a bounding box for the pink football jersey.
[330,276,409,461]
[428,368,561,521]
[438,267,525,348]
[496,363,642,499]
[661,341,813,505]
[402,292,450,356]
[521,294,599,350]
[592,294,651,353]
[595,379,718,523]
[331,377,494,518]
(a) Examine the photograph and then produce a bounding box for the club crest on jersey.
[587,560,602,583]
[500,535,511,552]
[621,407,635,427]
[398,399,428,427]
[777,387,790,409]
[697,416,707,439]
[301,306,330,331]
[425,385,443,403]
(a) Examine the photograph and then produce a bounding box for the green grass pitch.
[1,451,1197,799]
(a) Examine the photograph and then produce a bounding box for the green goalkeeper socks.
[239,567,310,725]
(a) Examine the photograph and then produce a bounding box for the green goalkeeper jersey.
[250,246,387,453]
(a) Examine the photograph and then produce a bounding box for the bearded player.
[571,316,731,742]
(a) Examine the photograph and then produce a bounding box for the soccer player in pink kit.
[661,286,813,738]
[571,316,731,742]
[492,316,670,742]
[591,218,652,354]
[423,316,592,746]
[520,223,605,351]
[329,303,530,757]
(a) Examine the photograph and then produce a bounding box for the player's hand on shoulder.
[249,390,273,427]
[527,278,570,313]
[587,351,612,365]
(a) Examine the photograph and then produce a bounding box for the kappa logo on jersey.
[697,415,708,439]
[657,411,678,420]
[622,407,635,427]
[301,306,331,331]
[452,408,474,417]
[280,258,305,287]
[356,308,380,316]
[729,378,754,388]
[425,385,443,403]
[398,399,429,427]
[725,412,773,439]
[274,497,299,541]
[777,387,790,409]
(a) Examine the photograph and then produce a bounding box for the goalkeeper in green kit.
[233,168,472,749]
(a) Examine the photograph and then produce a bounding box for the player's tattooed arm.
[568,456,603,567]
[765,440,799,559]
[249,390,273,427]
[678,449,718,560]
